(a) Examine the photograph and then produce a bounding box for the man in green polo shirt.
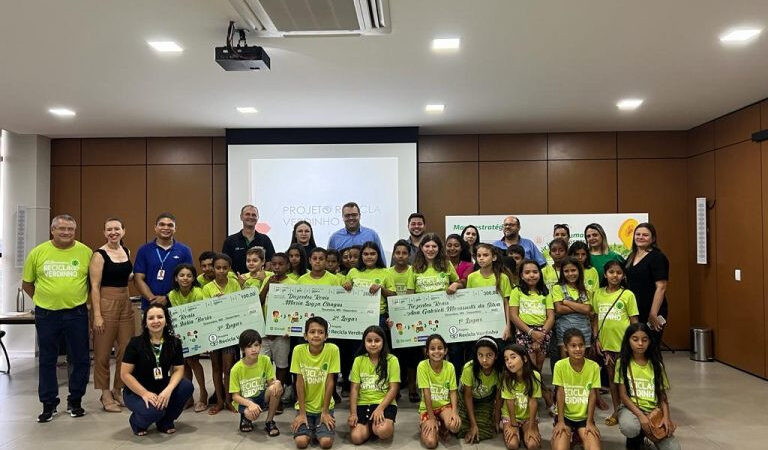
[22,214,93,423]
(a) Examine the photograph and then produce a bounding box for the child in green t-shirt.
[568,241,599,292]
[239,247,272,290]
[457,336,500,443]
[290,317,340,449]
[499,343,542,450]
[467,244,513,340]
[417,334,461,449]
[197,250,217,286]
[343,241,396,318]
[348,325,400,444]
[542,238,568,290]
[287,244,309,281]
[509,260,554,372]
[230,329,282,436]
[339,246,361,276]
[167,264,207,412]
[615,323,679,450]
[552,328,601,450]
[325,249,344,284]
[297,248,340,286]
[408,234,462,295]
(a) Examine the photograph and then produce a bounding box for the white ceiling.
[1,0,767,138]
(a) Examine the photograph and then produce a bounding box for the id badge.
[153,367,163,380]
[156,269,165,281]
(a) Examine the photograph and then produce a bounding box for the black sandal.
[239,416,254,432]
[265,420,280,437]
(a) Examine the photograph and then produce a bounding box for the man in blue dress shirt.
[327,201,386,265]
[492,215,546,266]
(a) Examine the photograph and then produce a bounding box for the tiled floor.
[0,352,765,449]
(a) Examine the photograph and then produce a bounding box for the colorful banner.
[388,287,507,348]
[445,213,649,259]
[265,284,379,339]
[169,289,265,357]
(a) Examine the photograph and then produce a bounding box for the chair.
[0,330,9,373]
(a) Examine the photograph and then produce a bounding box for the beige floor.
[0,352,765,449]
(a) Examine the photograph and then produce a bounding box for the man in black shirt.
[222,205,276,274]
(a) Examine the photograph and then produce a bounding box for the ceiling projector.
[215,45,270,71]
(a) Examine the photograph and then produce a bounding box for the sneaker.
[281,385,293,405]
[37,404,57,423]
[66,400,86,418]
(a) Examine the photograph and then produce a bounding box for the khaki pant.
[92,287,135,390]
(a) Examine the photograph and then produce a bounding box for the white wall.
[1,130,51,356]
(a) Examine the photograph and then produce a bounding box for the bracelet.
[527,328,534,336]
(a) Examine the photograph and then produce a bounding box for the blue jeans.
[123,378,194,433]
[35,304,90,405]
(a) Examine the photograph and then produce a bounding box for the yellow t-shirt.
[197,272,236,287]
[509,287,553,326]
[552,358,601,421]
[592,288,639,352]
[229,354,275,409]
[614,359,669,412]
[201,278,241,297]
[22,241,92,310]
[242,271,274,290]
[550,284,592,305]
[466,270,513,298]
[408,262,459,293]
[583,267,599,292]
[297,271,341,286]
[459,361,499,400]
[541,265,560,289]
[168,286,205,306]
[501,371,542,420]
[345,267,395,314]
[349,354,401,406]
[417,359,457,413]
[290,343,341,413]
[387,266,412,296]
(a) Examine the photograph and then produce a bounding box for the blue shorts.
[293,411,335,439]
[237,393,267,414]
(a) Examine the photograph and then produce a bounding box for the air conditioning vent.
[229,0,391,37]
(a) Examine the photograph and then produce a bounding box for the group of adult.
[21,203,669,433]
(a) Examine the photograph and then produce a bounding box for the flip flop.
[194,401,208,413]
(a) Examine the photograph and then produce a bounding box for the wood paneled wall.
[687,100,768,378]
[418,131,690,349]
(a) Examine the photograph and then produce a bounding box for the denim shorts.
[293,411,335,439]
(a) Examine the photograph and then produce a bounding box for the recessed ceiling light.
[236,107,258,114]
[719,28,762,42]
[431,38,460,51]
[425,104,445,113]
[147,40,183,52]
[616,99,643,111]
[48,107,76,117]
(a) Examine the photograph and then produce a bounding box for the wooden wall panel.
[715,141,765,377]
[478,161,547,214]
[147,137,213,165]
[80,166,147,251]
[547,160,617,213]
[82,138,146,165]
[50,166,82,240]
[213,165,228,253]
[762,141,768,378]
[51,139,80,166]
[146,165,213,262]
[763,100,768,128]
[617,131,686,159]
[418,162,478,237]
[714,104,761,149]
[418,135,478,162]
[548,132,616,160]
[686,152,718,332]
[213,137,227,164]
[618,159,689,349]
[687,122,714,157]
[478,134,546,161]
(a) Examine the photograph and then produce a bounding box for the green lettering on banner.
[265,284,379,340]
[169,290,265,357]
[388,287,506,348]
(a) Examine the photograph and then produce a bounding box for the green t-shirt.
[552,358,601,421]
[22,241,92,310]
[459,361,499,400]
[349,354,401,406]
[590,251,623,280]
[614,359,669,412]
[346,267,395,314]
[408,262,459,293]
[501,371,542,420]
[583,267,599,292]
[242,271,274,290]
[201,277,241,298]
[290,343,341,413]
[541,265,560,289]
[592,288,639,352]
[229,354,276,408]
[551,284,592,305]
[197,271,237,287]
[417,359,457,413]
[298,271,341,286]
[286,272,301,281]
[509,287,553,326]
[387,266,412,296]
[168,286,205,306]
[466,271,513,298]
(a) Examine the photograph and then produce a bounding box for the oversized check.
[388,286,507,348]
[169,289,265,356]
[265,284,379,339]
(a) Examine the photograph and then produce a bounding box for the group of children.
[164,232,679,449]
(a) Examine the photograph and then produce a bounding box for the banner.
[388,287,507,348]
[265,284,379,340]
[169,289,265,357]
[445,213,649,259]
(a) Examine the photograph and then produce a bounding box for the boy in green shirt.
[230,329,282,436]
[290,317,340,449]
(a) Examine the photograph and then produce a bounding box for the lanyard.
[152,340,164,367]
[156,248,171,269]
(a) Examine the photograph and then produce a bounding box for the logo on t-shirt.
[599,303,624,321]
[563,384,590,405]
[416,276,447,292]
[360,373,386,392]
[71,259,79,267]
[240,376,266,398]
[42,260,80,278]
[521,297,546,316]
[430,382,449,402]
[302,366,328,385]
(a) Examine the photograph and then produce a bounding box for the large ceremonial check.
[169,290,265,357]
[265,284,379,339]
[388,287,506,348]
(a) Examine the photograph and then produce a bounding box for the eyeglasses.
[502,223,516,227]
[343,213,360,219]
